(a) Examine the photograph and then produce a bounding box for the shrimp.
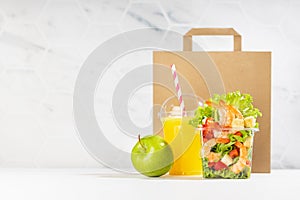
[227,105,243,125]
[203,138,216,157]
[231,145,248,174]
[206,100,243,127]
[218,100,243,126]
[228,105,243,119]
[224,109,235,127]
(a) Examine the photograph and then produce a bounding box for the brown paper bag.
[153,28,271,173]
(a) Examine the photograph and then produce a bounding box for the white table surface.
[0,168,298,200]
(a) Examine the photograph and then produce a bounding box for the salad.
[190,91,262,179]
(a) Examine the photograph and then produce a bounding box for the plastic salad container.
[197,127,258,179]
[189,91,262,179]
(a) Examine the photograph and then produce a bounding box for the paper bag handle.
[183,28,242,51]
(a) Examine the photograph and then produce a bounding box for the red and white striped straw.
[170,64,186,115]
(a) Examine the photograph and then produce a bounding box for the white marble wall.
[0,0,299,168]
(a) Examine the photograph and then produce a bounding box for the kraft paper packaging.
[153,28,271,173]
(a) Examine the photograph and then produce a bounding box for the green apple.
[131,135,173,177]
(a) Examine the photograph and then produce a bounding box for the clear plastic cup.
[197,127,259,179]
[159,94,204,175]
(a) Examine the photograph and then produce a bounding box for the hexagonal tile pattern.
[243,27,285,51]
[169,25,235,51]
[78,0,129,25]
[199,2,253,35]
[271,159,283,169]
[43,44,83,64]
[267,27,300,93]
[37,47,80,92]
[121,2,168,31]
[0,156,3,166]
[167,25,192,35]
[272,86,300,169]
[0,23,47,66]
[127,84,153,129]
[0,113,46,166]
[0,60,4,74]
[0,0,47,22]
[160,0,211,24]
[273,87,300,130]
[0,69,46,114]
[241,0,290,26]
[0,110,5,166]
[164,25,191,50]
[192,2,254,51]
[281,135,300,168]
[37,91,76,138]
[77,25,122,62]
[0,11,4,33]
[38,0,89,45]
[167,25,231,52]
[35,136,92,167]
[280,1,300,47]
[271,111,289,166]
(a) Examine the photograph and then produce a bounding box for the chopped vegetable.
[214,161,228,170]
[229,149,239,158]
[235,131,242,137]
[234,141,243,148]
[216,138,230,144]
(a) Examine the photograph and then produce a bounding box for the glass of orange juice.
[159,94,203,176]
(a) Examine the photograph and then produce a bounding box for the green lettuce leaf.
[211,91,262,119]
[190,91,262,128]
[189,105,215,127]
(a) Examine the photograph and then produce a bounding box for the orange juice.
[162,116,202,175]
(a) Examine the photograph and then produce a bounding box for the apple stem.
[138,134,146,151]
